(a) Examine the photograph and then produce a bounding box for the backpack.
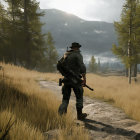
[57,50,73,75]
[57,50,75,75]
[57,56,67,76]
[57,52,83,86]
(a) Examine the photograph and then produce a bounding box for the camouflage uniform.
[58,50,86,115]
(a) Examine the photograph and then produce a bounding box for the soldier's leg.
[73,86,87,120]
[73,85,83,110]
[58,84,71,115]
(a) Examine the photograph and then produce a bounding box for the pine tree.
[4,0,23,64]
[21,0,45,68]
[112,0,140,84]
[97,58,101,72]
[133,1,140,77]
[0,0,46,70]
[0,2,7,61]
[89,56,97,73]
[45,32,58,72]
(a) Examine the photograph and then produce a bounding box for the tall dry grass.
[85,74,140,121]
[0,63,89,140]
[44,72,140,122]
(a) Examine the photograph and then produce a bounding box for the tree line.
[0,0,58,72]
[112,0,140,84]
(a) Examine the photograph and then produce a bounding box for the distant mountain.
[40,9,118,62]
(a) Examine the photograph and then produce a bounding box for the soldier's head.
[70,42,81,50]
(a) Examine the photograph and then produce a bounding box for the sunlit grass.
[44,72,140,122]
[0,62,89,140]
[85,74,140,121]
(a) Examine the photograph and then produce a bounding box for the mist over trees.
[0,0,58,72]
[88,56,125,74]
[112,0,140,84]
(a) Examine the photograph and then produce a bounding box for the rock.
[44,129,60,140]
[74,119,85,127]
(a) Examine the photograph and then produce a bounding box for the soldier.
[58,42,87,120]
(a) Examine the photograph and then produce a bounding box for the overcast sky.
[1,0,125,23]
[37,0,125,23]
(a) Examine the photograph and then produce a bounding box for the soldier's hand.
[82,79,86,87]
[82,73,86,87]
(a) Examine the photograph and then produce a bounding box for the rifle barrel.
[85,85,94,91]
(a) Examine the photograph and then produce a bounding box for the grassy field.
[44,73,140,122]
[1,62,140,140]
[85,74,140,121]
[0,63,89,140]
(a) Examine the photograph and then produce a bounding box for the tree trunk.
[11,0,17,64]
[134,64,137,77]
[125,69,128,77]
[128,39,132,84]
[128,66,132,84]
[24,0,31,68]
[128,0,133,84]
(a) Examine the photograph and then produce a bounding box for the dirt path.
[39,80,140,140]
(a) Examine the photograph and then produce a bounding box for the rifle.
[59,78,94,91]
[84,84,94,91]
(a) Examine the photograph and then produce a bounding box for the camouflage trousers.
[58,83,83,115]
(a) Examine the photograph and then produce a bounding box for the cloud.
[83,0,124,22]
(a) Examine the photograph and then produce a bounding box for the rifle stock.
[59,78,94,91]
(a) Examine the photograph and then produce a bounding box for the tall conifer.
[112,0,140,84]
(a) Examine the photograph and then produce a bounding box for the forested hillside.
[40,9,118,57]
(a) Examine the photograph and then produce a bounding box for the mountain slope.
[40,9,118,59]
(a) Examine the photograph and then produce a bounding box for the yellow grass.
[84,74,140,121]
[0,63,89,140]
[43,72,140,122]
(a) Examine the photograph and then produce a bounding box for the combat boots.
[77,108,87,120]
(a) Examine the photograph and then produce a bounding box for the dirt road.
[39,80,140,140]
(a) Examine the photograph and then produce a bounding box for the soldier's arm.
[76,53,86,85]
[78,53,86,74]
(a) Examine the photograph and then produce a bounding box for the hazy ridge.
[40,9,118,61]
